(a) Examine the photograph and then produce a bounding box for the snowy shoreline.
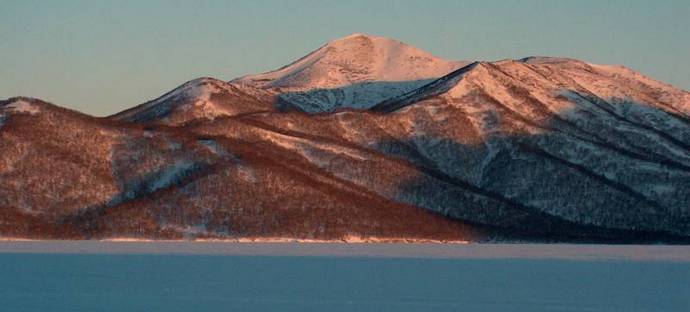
[0,239,689,261]
[0,236,470,244]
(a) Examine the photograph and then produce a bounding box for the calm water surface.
[0,242,688,312]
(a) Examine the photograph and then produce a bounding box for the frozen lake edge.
[0,240,689,262]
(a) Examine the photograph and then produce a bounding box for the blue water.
[0,244,689,311]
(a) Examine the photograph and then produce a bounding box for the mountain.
[253,58,690,239]
[110,77,277,126]
[0,97,483,240]
[233,33,469,113]
[2,34,689,242]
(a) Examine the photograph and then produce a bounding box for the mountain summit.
[233,33,469,113]
[110,77,276,125]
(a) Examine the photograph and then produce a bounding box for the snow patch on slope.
[114,77,259,123]
[152,78,232,117]
[149,160,198,192]
[198,139,237,160]
[4,100,41,115]
[236,164,257,183]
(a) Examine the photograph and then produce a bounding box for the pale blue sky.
[1,0,688,116]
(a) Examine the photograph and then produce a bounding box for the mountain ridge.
[1,34,689,242]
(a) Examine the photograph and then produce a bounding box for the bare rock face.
[1,34,689,242]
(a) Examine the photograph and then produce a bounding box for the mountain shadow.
[274,79,438,113]
[364,91,690,243]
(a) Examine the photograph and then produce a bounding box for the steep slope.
[278,58,690,237]
[233,33,469,113]
[1,97,122,216]
[0,97,484,241]
[110,77,276,126]
[190,113,680,242]
[0,97,223,221]
[63,135,486,241]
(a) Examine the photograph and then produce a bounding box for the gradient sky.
[1,0,688,116]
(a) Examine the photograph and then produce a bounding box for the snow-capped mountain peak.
[233,33,470,113]
[235,33,466,88]
[1,97,42,115]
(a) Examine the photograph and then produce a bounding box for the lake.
[0,242,688,311]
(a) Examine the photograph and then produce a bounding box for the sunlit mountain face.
[1,34,689,242]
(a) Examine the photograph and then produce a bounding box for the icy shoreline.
[0,236,470,244]
[0,240,689,261]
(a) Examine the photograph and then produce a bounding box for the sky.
[1,0,688,116]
